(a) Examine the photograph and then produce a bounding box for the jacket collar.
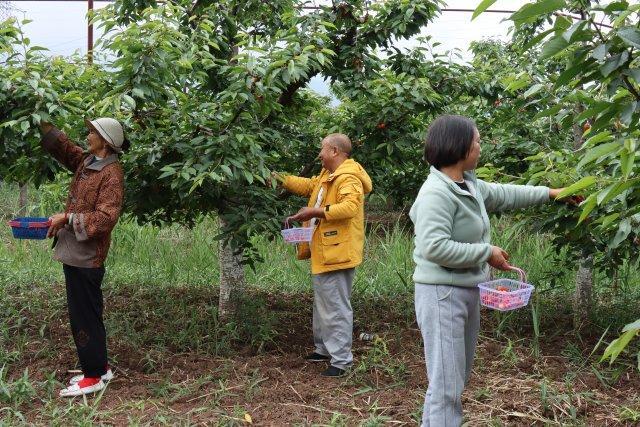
[429,166,478,198]
[84,154,119,171]
[321,158,355,182]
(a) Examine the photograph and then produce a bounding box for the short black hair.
[423,115,477,169]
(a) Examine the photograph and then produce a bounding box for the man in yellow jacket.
[280,133,372,377]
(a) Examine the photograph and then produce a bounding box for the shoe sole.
[321,372,346,377]
[305,358,330,362]
[59,383,105,397]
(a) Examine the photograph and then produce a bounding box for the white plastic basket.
[478,267,534,312]
[281,219,314,243]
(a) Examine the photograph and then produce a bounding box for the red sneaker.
[60,377,105,397]
[69,367,113,385]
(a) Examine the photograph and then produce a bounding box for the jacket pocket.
[320,224,351,265]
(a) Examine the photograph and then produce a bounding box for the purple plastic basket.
[281,218,314,243]
[478,267,534,312]
[8,217,51,240]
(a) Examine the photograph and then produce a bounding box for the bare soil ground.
[8,292,640,426]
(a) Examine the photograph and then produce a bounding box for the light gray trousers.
[312,268,355,369]
[414,283,481,427]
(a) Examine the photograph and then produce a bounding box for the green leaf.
[623,319,640,333]
[511,0,566,23]
[555,62,585,87]
[472,0,498,20]
[132,87,145,98]
[269,60,286,70]
[158,166,176,179]
[522,28,554,51]
[575,102,611,123]
[578,193,597,224]
[620,101,637,126]
[404,7,415,21]
[534,104,563,119]
[609,218,632,248]
[613,5,640,27]
[540,35,570,59]
[597,180,636,205]
[620,150,635,178]
[600,52,628,77]
[562,21,586,43]
[592,43,607,61]
[504,74,531,92]
[122,94,136,109]
[617,27,640,49]
[556,176,597,198]
[523,83,545,98]
[601,328,638,364]
[583,131,613,147]
[220,164,233,177]
[577,141,620,169]
[600,212,620,229]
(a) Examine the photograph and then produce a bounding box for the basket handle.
[8,219,51,228]
[508,266,527,283]
[283,217,292,229]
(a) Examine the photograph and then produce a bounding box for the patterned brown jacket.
[41,127,124,268]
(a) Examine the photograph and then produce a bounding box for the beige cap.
[85,117,125,153]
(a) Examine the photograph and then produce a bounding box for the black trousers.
[63,264,108,378]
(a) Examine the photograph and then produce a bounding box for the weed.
[349,336,407,388]
[619,405,640,422]
[499,338,520,367]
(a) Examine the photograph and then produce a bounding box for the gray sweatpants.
[312,268,355,370]
[414,283,480,427]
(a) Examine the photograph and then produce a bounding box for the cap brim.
[84,118,97,132]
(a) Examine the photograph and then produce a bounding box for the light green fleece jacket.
[409,166,550,287]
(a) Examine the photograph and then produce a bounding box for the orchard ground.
[2,183,640,425]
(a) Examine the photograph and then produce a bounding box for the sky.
[3,0,528,96]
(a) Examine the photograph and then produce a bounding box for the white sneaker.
[69,368,114,385]
[59,379,105,397]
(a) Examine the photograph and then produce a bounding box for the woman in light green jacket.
[410,115,574,427]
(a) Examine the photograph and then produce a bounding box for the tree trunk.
[18,183,28,216]
[572,110,594,330]
[573,254,594,330]
[217,217,246,323]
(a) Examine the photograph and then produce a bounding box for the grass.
[1,181,640,424]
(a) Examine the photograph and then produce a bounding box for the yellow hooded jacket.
[283,159,373,275]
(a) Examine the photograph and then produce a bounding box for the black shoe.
[304,352,331,362]
[321,366,346,377]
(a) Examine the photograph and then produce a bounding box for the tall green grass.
[1,181,639,326]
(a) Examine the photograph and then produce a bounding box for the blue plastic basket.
[8,217,51,240]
